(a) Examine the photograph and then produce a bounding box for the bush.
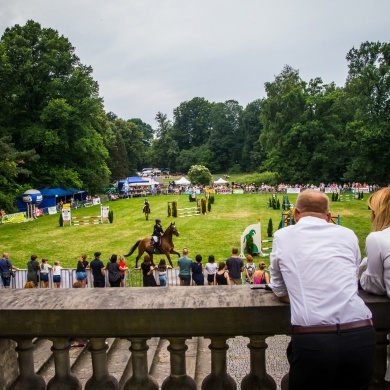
[245,235,254,255]
[59,213,63,227]
[267,218,273,237]
[188,165,212,186]
[108,210,114,223]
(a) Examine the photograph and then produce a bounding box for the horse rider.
[152,218,164,252]
[143,199,150,213]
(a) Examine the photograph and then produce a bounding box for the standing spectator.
[226,248,244,285]
[205,255,217,285]
[0,253,18,289]
[141,255,157,286]
[178,248,192,286]
[118,255,127,287]
[40,258,52,288]
[360,187,390,297]
[106,254,126,287]
[253,262,270,285]
[52,261,62,288]
[76,254,89,288]
[191,254,204,286]
[27,254,40,287]
[270,189,375,390]
[214,262,230,285]
[157,259,171,287]
[244,255,256,284]
[90,251,105,288]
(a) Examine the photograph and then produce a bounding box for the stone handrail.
[0,287,389,389]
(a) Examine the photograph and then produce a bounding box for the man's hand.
[277,295,290,304]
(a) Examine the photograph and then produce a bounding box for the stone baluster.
[124,338,158,390]
[85,338,118,390]
[161,337,196,390]
[10,339,45,390]
[201,337,237,390]
[372,331,390,389]
[241,336,276,390]
[46,338,81,390]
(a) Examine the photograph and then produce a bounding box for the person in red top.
[118,255,127,287]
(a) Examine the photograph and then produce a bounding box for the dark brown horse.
[124,222,180,267]
[143,202,151,220]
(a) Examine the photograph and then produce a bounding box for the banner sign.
[240,222,261,257]
[1,212,26,224]
[62,209,71,223]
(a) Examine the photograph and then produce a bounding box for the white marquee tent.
[175,177,191,185]
[214,177,229,184]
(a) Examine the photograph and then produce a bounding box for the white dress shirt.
[270,216,372,326]
[360,226,390,298]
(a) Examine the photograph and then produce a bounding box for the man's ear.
[326,212,332,222]
[293,208,300,223]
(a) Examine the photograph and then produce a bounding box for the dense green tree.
[175,145,212,172]
[0,20,110,193]
[0,136,38,211]
[208,100,243,172]
[240,100,264,172]
[343,41,390,183]
[172,97,213,150]
[151,112,179,171]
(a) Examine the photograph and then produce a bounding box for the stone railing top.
[0,287,389,339]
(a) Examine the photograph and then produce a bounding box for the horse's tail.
[124,240,141,257]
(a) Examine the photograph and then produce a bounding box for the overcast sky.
[1,0,390,127]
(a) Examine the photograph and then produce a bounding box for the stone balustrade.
[0,287,389,389]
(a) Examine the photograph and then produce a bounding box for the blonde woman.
[253,262,270,285]
[360,188,390,297]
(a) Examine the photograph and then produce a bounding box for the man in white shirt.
[270,190,375,390]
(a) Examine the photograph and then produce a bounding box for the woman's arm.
[225,272,231,286]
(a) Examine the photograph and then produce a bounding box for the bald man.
[270,190,375,390]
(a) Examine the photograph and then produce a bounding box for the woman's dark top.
[76,260,89,272]
[27,259,40,286]
[191,262,204,285]
[215,272,228,285]
[141,262,156,286]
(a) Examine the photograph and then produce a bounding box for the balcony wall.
[0,287,389,389]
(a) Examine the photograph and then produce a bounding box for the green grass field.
[1,193,372,269]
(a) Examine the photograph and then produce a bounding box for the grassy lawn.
[1,193,372,269]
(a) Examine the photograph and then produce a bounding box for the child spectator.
[40,258,52,288]
[205,255,217,285]
[52,261,62,288]
[244,255,256,284]
[157,259,171,286]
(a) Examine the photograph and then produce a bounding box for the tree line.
[1,20,389,211]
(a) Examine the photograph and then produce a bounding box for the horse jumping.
[124,222,180,267]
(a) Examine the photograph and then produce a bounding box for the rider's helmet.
[156,218,161,224]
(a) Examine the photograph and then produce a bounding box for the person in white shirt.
[360,187,390,297]
[270,189,375,390]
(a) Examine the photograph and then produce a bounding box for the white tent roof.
[175,177,191,185]
[214,177,228,184]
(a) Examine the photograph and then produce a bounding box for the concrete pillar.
[10,339,45,390]
[85,338,118,390]
[124,338,158,390]
[241,336,276,390]
[47,338,81,390]
[161,337,196,390]
[201,337,236,390]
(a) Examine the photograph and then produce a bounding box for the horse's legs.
[135,255,141,268]
[166,254,173,268]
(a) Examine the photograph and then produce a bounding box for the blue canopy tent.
[118,176,149,192]
[17,187,87,212]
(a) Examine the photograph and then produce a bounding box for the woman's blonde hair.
[368,188,390,232]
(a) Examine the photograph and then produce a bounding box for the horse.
[143,203,151,220]
[124,222,180,267]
